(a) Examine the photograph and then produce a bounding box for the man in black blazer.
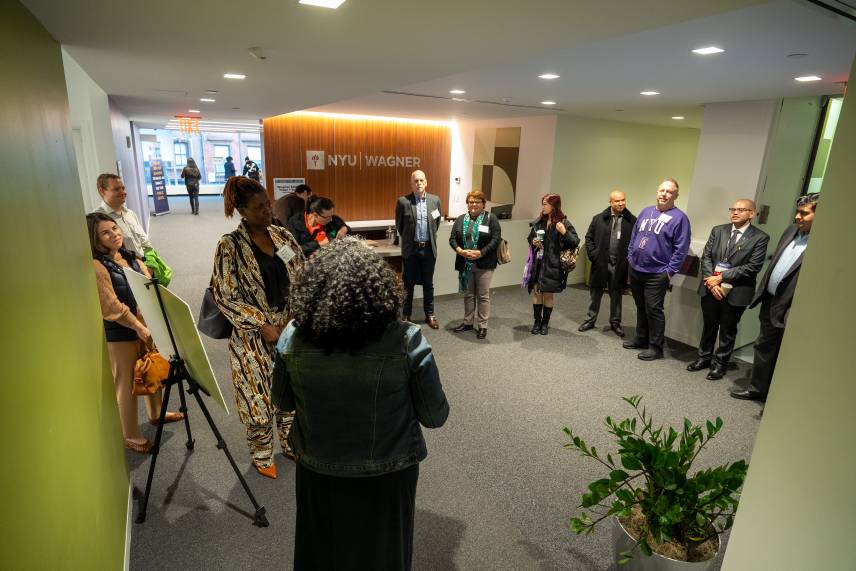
[579,190,636,337]
[395,170,443,328]
[731,193,819,401]
[688,199,769,380]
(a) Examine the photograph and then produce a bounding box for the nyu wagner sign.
[306,150,421,171]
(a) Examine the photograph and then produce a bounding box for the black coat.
[286,212,349,257]
[584,207,636,289]
[750,224,806,327]
[526,217,579,293]
[449,212,502,271]
[698,223,769,307]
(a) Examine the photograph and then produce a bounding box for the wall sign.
[150,159,170,216]
[264,113,451,221]
[273,177,306,199]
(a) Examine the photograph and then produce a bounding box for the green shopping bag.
[143,248,173,287]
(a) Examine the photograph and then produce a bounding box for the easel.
[136,277,269,527]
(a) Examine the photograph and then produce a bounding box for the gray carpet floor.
[128,196,762,570]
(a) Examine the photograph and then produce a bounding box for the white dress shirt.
[94,201,152,257]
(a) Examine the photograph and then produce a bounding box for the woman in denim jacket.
[272,238,449,571]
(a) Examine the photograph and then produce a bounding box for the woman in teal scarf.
[449,190,502,339]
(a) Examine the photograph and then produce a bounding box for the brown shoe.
[425,315,439,329]
[124,438,153,454]
[149,411,185,426]
[255,463,278,479]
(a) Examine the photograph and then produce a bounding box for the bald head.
[609,190,626,215]
[411,170,427,196]
[729,198,756,228]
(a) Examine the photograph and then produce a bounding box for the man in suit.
[579,190,636,337]
[688,199,769,380]
[395,170,443,329]
[730,193,820,401]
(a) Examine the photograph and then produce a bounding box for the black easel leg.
[176,381,195,450]
[136,382,172,524]
[189,387,269,527]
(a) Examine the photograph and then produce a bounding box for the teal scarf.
[458,212,485,293]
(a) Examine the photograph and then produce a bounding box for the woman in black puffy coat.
[523,194,579,335]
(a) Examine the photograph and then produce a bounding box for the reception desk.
[362,218,534,300]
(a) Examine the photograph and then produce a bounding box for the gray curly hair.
[289,237,402,352]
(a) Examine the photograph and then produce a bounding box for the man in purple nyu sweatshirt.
[623,178,691,361]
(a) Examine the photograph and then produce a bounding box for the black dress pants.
[187,188,199,214]
[629,267,670,352]
[747,299,785,396]
[402,246,436,317]
[586,262,623,325]
[698,294,746,366]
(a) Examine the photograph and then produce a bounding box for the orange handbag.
[133,344,170,396]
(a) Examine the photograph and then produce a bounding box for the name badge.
[276,244,296,265]
[616,229,621,239]
[714,262,732,275]
[431,209,441,220]
[657,213,673,223]
[478,224,490,234]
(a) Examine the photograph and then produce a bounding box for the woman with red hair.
[523,194,579,334]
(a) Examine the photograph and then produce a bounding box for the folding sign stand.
[135,278,269,527]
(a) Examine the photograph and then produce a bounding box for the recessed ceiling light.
[188,109,200,113]
[223,73,246,80]
[787,53,808,59]
[795,75,822,82]
[232,107,241,110]
[691,46,724,55]
[451,97,468,102]
[449,89,466,95]
[538,73,560,80]
[205,90,219,94]
[672,116,685,120]
[200,98,216,102]
[541,100,557,105]
[298,0,346,8]
[640,91,660,96]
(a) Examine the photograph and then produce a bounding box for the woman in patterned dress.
[212,176,304,479]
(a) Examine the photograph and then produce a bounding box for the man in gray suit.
[395,170,442,328]
[730,193,819,401]
[688,199,769,380]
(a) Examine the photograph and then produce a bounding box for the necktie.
[725,229,739,257]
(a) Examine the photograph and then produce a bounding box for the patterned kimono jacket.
[212,221,304,428]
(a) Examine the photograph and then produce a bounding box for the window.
[246,146,262,162]
[174,141,188,167]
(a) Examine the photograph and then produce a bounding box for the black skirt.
[294,463,419,571]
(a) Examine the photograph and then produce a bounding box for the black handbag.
[197,286,233,339]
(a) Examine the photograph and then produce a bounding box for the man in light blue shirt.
[731,193,819,401]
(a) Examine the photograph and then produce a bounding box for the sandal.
[149,412,185,426]
[124,438,153,454]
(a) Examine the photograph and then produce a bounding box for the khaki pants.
[107,341,163,440]
[463,268,493,329]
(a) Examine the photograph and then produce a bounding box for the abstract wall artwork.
[472,127,521,208]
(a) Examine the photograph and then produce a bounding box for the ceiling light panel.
[298,0,346,8]
[795,75,822,82]
[223,73,246,79]
[640,91,660,96]
[672,116,685,120]
[449,89,466,94]
[200,98,215,102]
[541,100,556,105]
[188,109,200,113]
[538,73,560,79]
[691,46,725,55]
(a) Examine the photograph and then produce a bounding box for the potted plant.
[564,396,748,569]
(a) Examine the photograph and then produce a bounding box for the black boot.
[531,304,543,334]
[540,307,553,335]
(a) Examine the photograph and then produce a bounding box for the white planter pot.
[612,519,719,571]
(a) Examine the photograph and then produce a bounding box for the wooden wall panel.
[262,114,451,221]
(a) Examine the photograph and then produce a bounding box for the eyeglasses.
[467,200,484,205]
[728,208,753,213]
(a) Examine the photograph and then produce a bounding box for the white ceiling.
[312,1,856,127]
[22,0,855,129]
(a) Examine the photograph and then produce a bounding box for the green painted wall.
[549,115,700,282]
[0,3,128,569]
[722,58,856,570]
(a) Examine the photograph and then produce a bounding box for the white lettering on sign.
[310,153,422,169]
